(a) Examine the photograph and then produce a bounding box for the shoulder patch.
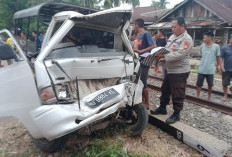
[183,41,190,50]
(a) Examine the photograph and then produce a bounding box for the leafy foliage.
[0,0,137,30]
[103,0,139,9]
[62,0,102,8]
[151,0,170,9]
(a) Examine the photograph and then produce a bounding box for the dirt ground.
[0,117,203,157]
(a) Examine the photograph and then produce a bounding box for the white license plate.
[86,88,119,108]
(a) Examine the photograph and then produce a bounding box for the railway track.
[147,75,232,157]
[147,82,232,116]
[148,75,232,97]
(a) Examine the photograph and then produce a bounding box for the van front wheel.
[33,135,68,153]
[120,103,148,136]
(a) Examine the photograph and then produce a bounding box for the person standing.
[152,30,159,41]
[0,36,3,44]
[32,31,41,51]
[153,31,160,74]
[130,30,137,48]
[155,30,167,75]
[156,30,167,47]
[133,18,156,109]
[220,34,232,101]
[38,32,44,42]
[0,36,4,67]
[196,32,221,100]
[150,17,193,124]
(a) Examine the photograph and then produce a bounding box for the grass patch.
[71,139,150,157]
[190,68,198,74]
[65,125,149,156]
[9,126,17,130]
[91,124,128,139]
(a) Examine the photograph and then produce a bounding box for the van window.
[62,26,114,49]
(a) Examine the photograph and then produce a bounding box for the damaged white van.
[0,7,148,153]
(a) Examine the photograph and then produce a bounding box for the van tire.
[129,103,148,136]
[33,135,68,153]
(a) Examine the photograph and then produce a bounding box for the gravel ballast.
[148,71,232,156]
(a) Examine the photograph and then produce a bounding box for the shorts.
[222,71,232,86]
[196,73,214,87]
[140,66,149,88]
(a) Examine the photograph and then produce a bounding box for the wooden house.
[147,0,232,46]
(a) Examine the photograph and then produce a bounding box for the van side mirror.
[0,44,18,62]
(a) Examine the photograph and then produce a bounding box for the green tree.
[102,0,139,9]
[0,0,137,30]
[0,0,47,30]
[151,0,170,9]
[62,0,101,8]
[123,0,139,7]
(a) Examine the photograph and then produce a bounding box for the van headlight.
[40,84,73,104]
[40,86,57,104]
[117,75,136,84]
[56,84,71,101]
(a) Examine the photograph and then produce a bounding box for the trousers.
[160,72,189,112]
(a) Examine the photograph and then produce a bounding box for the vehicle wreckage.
[0,7,148,153]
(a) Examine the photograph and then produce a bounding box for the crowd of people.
[0,29,44,67]
[131,17,232,124]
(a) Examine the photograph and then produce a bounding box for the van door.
[0,30,41,134]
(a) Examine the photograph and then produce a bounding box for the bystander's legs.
[208,87,212,100]
[196,86,202,97]
[221,86,228,101]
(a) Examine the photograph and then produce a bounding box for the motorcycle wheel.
[127,103,148,136]
[33,135,68,153]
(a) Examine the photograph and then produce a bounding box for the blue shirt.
[198,43,220,74]
[38,35,44,42]
[137,31,155,67]
[221,45,232,72]
[0,37,3,44]
[138,31,155,54]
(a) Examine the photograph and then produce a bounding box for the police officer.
[151,17,193,124]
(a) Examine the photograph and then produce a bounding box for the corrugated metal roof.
[132,6,162,23]
[157,0,232,25]
[147,20,226,29]
[186,20,226,26]
[194,0,232,24]
[147,22,172,29]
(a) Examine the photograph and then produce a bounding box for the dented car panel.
[31,82,132,140]
[44,56,134,81]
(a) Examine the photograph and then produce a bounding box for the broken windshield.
[61,26,114,49]
[46,25,128,59]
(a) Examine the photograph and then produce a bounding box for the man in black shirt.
[156,30,167,47]
[155,30,167,74]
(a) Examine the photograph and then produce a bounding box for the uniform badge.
[172,44,176,52]
[183,41,190,50]
[138,40,142,47]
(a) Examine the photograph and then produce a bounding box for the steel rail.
[148,75,232,97]
[147,84,232,116]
